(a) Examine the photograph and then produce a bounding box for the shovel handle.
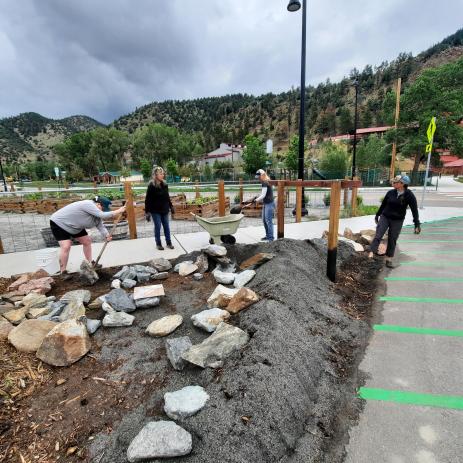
[93,213,123,267]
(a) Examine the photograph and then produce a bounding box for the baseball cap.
[391,175,411,185]
[93,195,112,212]
[255,169,266,179]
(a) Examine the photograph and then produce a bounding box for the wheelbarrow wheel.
[220,235,236,245]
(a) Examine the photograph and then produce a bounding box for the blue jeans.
[151,213,171,246]
[262,202,275,241]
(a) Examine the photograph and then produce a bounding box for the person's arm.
[254,185,268,203]
[145,184,153,213]
[408,192,420,230]
[166,185,174,213]
[96,220,110,239]
[375,191,389,221]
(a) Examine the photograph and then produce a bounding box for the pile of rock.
[321,227,377,252]
[111,259,172,289]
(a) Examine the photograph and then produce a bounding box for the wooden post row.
[218,180,226,217]
[327,181,341,282]
[295,180,302,223]
[277,181,285,239]
[350,184,358,217]
[124,181,137,239]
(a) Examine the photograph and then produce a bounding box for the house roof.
[440,155,459,163]
[443,159,463,167]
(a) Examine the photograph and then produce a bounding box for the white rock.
[179,262,198,276]
[111,279,121,289]
[102,311,135,327]
[127,421,192,462]
[338,236,364,252]
[202,244,227,257]
[164,385,210,420]
[207,285,240,309]
[191,308,230,332]
[135,297,160,309]
[122,278,137,289]
[150,258,172,272]
[233,270,256,288]
[146,315,183,337]
[212,269,236,285]
[193,273,204,281]
[174,261,193,273]
[102,302,115,313]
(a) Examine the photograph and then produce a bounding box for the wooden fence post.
[218,180,225,217]
[239,178,243,204]
[277,180,285,239]
[93,181,98,195]
[0,237,4,254]
[295,180,302,223]
[351,182,358,217]
[327,181,341,282]
[195,181,200,199]
[124,181,137,239]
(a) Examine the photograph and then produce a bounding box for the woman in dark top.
[144,167,175,250]
[369,175,421,267]
[253,168,275,241]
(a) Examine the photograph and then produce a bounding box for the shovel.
[230,197,257,214]
[79,212,124,285]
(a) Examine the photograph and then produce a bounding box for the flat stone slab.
[213,269,235,285]
[179,262,198,276]
[127,421,192,462]
[191,308,230,332]
[103,311,135,327]
[165,336,192,371]
[146,315,183,337]
[164,385,210,420]
[134,285,165,300]
[135,297,160,309]
[202,244,227,257]
[233,270,256,288]
[8,319,57,352]
[182,322,249,368]
[60,290,91,305]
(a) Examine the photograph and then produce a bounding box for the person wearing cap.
[253,169,275,241]
[144,166,175,250]
[369,175,420,268]
[50,196,126,278]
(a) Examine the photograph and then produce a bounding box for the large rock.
[343,227,354,240]
[106,289,136,312]
[212,269,235,285]
[8,273,31,291]
[153,272,169,280]
[179,262,198,277]
[133,264,157,275]
[165,337,192,371]
[59,299,86,322]
[111,279,121,289]
[8,319,57,353]
[207,285,240,309]
[338,237,364,252]
[226,288,259,314]
[102,311,135,327]
[38,301,66,321]
[122,279,137,289]
[3,306,29,325]
[202,244,227,257]
[194,253,209,273]
[150,258,172,272]
[27,306,52,319]
[134,285,165,300]
[360,229,376,237]
[36,319,91,366]
[164,386,210,420]
[18,277,54,295]
[191,308,230,332]
[358,234,373,245]
[83,317,101,334]
[239,252,275,270]
[60,290,91,305]
[174,261,192,273]
[127,421,192,462]
[135,297,160,309]
[22,293,48,309]
[0,319,14,340]
[233,270,256,288]
[182,322,249,368]
[146,315,183,337]
[136,272,151,283]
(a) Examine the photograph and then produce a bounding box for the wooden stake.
[218,180,225,217]
[0,236,4,254]
[327,181,341,282]
[295,181,302,223]
[390,77,401,180]
[277,181,285,239]
[351,183,358,217]
[195,181,200,199]
[124,181,137,239]
[239,178,243,204]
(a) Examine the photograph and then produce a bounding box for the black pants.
[370,215,404,258]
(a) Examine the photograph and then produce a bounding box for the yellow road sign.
[425,144,432,153]
[427,117,436,143]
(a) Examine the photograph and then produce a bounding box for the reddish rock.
[17,277,54,295]
[0,319,14,340]
[239,253,275,270]
[226,288,259,314]
[8,274,31,291]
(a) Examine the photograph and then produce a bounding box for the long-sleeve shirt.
[376,188,420,226]
[144,182,173,214]
[255,181,274,204]
[50,200,114,237]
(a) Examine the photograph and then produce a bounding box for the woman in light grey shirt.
[50,196,125,278]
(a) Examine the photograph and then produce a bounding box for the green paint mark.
[402,232,460,235]
[400,240,463,243]
[380,296,463,304]
[385,277,463,281]
[374,324,463,337]
[359,387,463,410]
[400,262,463,267]
[405,251,463,255]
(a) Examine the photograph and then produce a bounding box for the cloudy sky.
[0,0,461,124]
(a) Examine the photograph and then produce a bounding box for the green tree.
[89,127,130,172]
[389,58,463,174]
[166,158,179,177]
[140,159,152,180]
[241,134,267,175]
[356,134,389,169]
[285,135,308,177]
[54,131,94,178]
[212,160,234,180]
[203,163,213,181]
[339,107,353,134]
[319,141,349,178]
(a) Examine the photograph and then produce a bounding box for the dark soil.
[0,239,383,463]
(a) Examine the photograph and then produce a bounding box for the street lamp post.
[288,0,308,216]
[351,79,359,179]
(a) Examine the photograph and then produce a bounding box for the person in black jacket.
[369,175,421,268]
[144,167,175,250]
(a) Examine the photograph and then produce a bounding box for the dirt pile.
[86,239,382,463]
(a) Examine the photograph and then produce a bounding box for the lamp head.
[287,0,301,12]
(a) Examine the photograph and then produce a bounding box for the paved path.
[344,216,463,463]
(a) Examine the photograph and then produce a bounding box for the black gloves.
[414,225,421,234]
[145,213,151,222]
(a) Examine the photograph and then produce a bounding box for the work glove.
[414,225,421,234]
[374,215,379,225]
[145,213,151,222]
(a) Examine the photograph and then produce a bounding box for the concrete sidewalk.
[0,206,462,278]
[344,215,463,463]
